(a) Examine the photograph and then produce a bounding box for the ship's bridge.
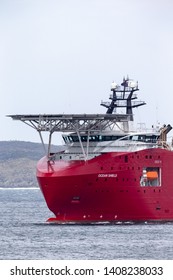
[62,131,160,144]
[59,130,162,161]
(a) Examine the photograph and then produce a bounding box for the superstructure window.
[63,133,159,144]
[124,155,128,163]
[63,134,126,143]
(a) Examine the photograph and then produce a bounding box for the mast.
[101,77,146,121]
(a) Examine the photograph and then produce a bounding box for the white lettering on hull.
[98,174,117,178]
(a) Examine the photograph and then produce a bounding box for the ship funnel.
[159,124,172,144]
[166,124,172,134]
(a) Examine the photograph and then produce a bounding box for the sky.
[0,0,173,144]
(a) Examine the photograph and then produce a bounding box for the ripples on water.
[0,188,173,260]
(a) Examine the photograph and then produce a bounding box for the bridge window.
[63,134,126,143]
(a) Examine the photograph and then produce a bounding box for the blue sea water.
[0,188,173,260]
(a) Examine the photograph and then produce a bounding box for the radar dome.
[111,81,118,89]
[128,80,137,88]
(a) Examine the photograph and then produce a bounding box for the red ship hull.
[37,148,173,223]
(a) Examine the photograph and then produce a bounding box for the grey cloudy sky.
[0,0,173,143]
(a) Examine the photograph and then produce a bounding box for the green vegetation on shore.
[0,141,46,188]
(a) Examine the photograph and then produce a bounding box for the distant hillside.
[0,141,45,161]
[0,141,56,188]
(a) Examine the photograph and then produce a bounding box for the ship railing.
[101,99,142,109]
[100,101,111,107]
[49,141,158,159]
[48,152,102,162]
[48,140,173,162]
[112,141,158,152]
[123,140,173,151]
[109,92,138,100]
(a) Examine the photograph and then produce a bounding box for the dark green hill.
[0,141,57,188]
[0,141,45,161]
